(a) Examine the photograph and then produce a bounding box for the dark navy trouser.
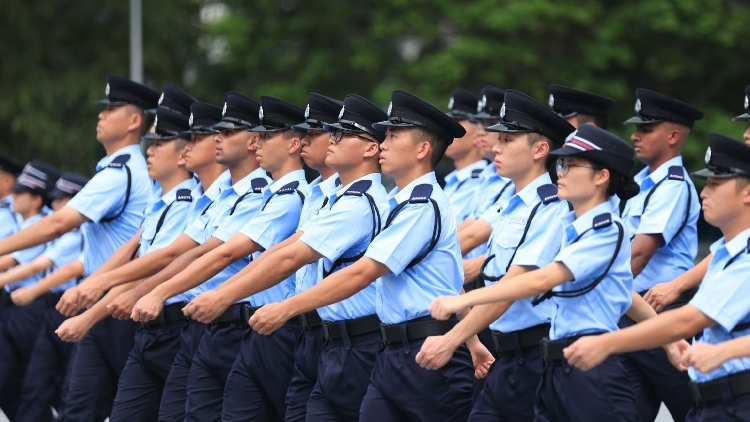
[469,344,544,421]
[359,338,474,422]
[57,317,138,422]
[109,320,186,422]
[158,319,205,422]
[16,306,73,422]
[184,321,246,422]
[222,319,300,422]
[306,329,381,421]
[285,326,324,422]
[686,393,750,421]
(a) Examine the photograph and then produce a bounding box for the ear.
[177,145,189,167]
[741,180,750,206]
[666,125,682,147]
[246,132,259,151]
[594,167,611,189]
[363,141,380,158]
[288,134,302,155]
[128,111,143,134]
[532,139,550,161]
[415,140,431,162]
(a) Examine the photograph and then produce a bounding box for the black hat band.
[221,117,255,128]
[338,118,377,136]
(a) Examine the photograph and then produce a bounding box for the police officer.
[0,160,60,420]
[444,88,486,224]
[564,134,750,422]
[548,83,616,129]
[734,85,750,146]
[428,124,647,421]
[620,89,703,422]
[0,154,23,239]
[416,90,575,421]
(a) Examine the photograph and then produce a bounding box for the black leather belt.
[0,289,61,307]
[380,317,458,345]
[298,310,322,330]
[142,302,189,327]
[211,303,259,325]
[540,333,603,362]
[638,286,699,307]
[0,290,13,306]
[43,292,64,306]
[322,314,381,341]
[690,369,750,405]
[492,323,551,355]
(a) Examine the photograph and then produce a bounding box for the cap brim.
[95,99,128,106]
[623,116,665,125]
[446,112,472,121]
[178,127,218,137]
[549,145,585,157]
[11,184,39,194]
[144,107,158,116]
[484,122,534,133]
[248,125,288,133]
[690,168,740,180]
[48,189,74,199]
[372,120,418,132]
[290,122,327,132]
[212,121,249,130]
[556,111,578,119]
[141,133,179,141]
[732,113,750,122]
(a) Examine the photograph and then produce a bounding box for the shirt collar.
[710,227,750,257]
[158,178,198,207]
[206,170,232,199]
[444,160,487,184]
[268,169,307,194]
[330,173,382,203]
[230,167,269,196]
[319,173,341,198]
[96,144,141,171]
[0,195,12,206]
[391,172,438,204]
[514,172,553,207]
[634,156,684,189]
[562,200,617,243]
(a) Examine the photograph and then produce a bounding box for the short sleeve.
[637,180,691,244]
[238,193,304,250]
[690,259,750,331]
[183,211,211,244]
[511,202,566,268]
[554,225,622,283]
[211,195,264,243]
[299,197,374,261]
[11,242,46,265]
[67,168,128,223]
[147,201,193,252]
[478,206,500,225]
[45,231,83,267]
[365,203,435,275]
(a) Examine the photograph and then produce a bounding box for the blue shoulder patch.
[343,180,372,196]
[251,178,268,193]
[593,213,613,230]
[409,184,433,203]
[176,189,192,202]
[537,184,559,204]
[667,166,685,181]
[335,177,342,187]
[276,181,300,195]
[108,154,131,168]
[471,169,482,178]
[747,237,750,253]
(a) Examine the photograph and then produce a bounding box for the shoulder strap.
[147,189,192,246]
[229,178,268,216]
[383,184,441,270]
[491,180,513,206]
[260,180,305,212]
[471,169,483,179]
[639,166,692,243]
[101,155,132,223]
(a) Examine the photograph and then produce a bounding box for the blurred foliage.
[1,0,749,177]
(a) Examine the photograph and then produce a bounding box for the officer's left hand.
[643,281,681,312]
[131,293,164,323]
[55,314,94,342]
[10,287,37,306]
[467,339,495,379]
[415,335,457,370]
[663,339,690,371]
[182,291,230,324]
[107,289,141,320]
[563,335,611,371]
[428,296,466,321]
[249,302,293,335]
[77,284,106,310]
[682,341,723,374]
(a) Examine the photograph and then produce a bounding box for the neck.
[228,156,261,185]
[336,162,379,187]
[572,193,607,219]
[316,165,337,181]
[720,216,750,244]
[269,158,303,182]
[393,164,432,191]
[103,134,140,157]
[194,163,225,191]
[156,171,191,197]
[646,152,680,174]
[21,209,41,221]
[452,152,482,171]
[512,166,546,193]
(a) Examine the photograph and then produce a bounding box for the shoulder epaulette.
[343,180,372,196]
[176,189,192,202]
[537,184,559,204]
[251,178,268,193]
[108,154,131,168]
[747,237,750,253]
[667,166,685,181]
[335,177,342,187]
[471,169,482,178]
[409,184,433,203]
[276,181,300,195]
[593,213,613,230]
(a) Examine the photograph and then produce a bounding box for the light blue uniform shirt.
[183,167,273,299]
[239,170,308,306]
[299,173,389,321]
[7,213,47,291]
[483,174,566,333]
[365,172,464,325]
[443,160,487,224]
[0,195,20,240]
[139,177,198,257]
[465,164,515,259]
[45,225,85,293]
[689,229,750,382]
[550,200,633,340]
[294,174,340,295]
[622,156,699,292]
[67,144,151,275]
[185,171,231,229]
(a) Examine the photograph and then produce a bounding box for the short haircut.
[174,138,189,151]
[282,129,299,140]
[412,127,447,168]
[577,113,610,129]
[736,175,750,193]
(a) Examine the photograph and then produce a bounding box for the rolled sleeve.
[365,203,433,276]
[511,203,566,268]
[299,198,372,261]
[554,226,620,282]
[690,261,750,331]
[238,194,303,250]
[45,231,83,267]
[67,169,128,223]
[636,180,690,244]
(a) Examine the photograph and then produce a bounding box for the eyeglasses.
[329,129,376,143]
[556,157,602,176]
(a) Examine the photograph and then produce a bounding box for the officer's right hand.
[55,314,93,342]
[682,342,724,374]
[462,257,483,284]
[428,296,466,320]
[107,289,141,320]
[131,293,164,323]
[77,282,106,310]
[643,281,681,312]
[57,287,82,317]
[415,335,457,371]
[563,335,611,371]
[10,287,37,306]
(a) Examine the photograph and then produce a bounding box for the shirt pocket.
[497,216,526,249]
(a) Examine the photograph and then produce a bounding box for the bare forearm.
[101,237,196,289]
[0,213,77,256]
[673,255,710,291]
[219,252,303,305]
[83,282,137,324]
[0,257,50,287]
[219,233,301,290]
[144,245,219,301]
[0,255,17,272]
[28,261,83,297]
[717,337,750,363]
[95,231,141,278]
[459,220,491,256]
[446,302,513,347]
[626,291,659,322]
[284,261,378,316]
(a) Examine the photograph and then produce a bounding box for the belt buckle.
[380,323,389,345]
[299,313,310,330]
[322,322,332,341]
[689,382,703,405]
[540,338,551,361]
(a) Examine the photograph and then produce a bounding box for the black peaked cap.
[325,94,388,142]
[373,90,466,145]
[96,74,160,110]
[12,160,61,198]
[213,92,260,130]
[548,84,615,118]
[142,108,191,141]
[292,93,343,131]
[550,124,635,178]
[180,102,222,136]
[147,83,198,116]
[474,85,507,120]
[446,88,479,121]
[486,90,575,146]
[624,89,704,128]
[0,154,24,176]
[692,134,750,179]
[732,85,750,122]
[250,96,305,132]
[49,173,90,199]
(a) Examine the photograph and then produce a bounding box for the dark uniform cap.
[550,124,635,178]
[12,160,61,199]
[291,93,343,131]
[732,85,750,122]
[95,74,160,110]
[0,154,24,176]
[142,108,191,141]
[548,84,616,118]
[624,89,704,128]
[147,83,198,116]
[692,134,750,179]
[324,94,388,142]
[486,90,575,147]
[250,96,305,132]
[213,92,260,130]
[373,90,466,145]
[49,173,90,199]
[446,88,479,121]
[473,85,506,120]
[180,102,222,137]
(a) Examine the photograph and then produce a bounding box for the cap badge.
[304,104,310,119]
[387,101,392,117]
[153,115,158,128]
[744,95,749,111]
[548,94,555,108]
[635,98,642,114]
[448,97,454,110]
[222,102,227,116]
[705,146,711,165]
[482,95,487,110]
[499,102,506,119]
[189,113,194,126]
[105,83,110,96]
[259,106,264,122]
[158,92,164,106]
[476,99,482,113]
[338,105,345,119]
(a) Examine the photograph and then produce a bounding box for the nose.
[630,131,639,143]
